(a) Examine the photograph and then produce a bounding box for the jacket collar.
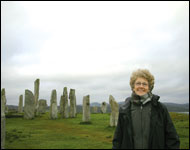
[119,94,160,113]
[151,94,160,106]
[131,92,153,105]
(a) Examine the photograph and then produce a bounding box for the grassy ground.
[170,112,189,149]
[5,112,189,149]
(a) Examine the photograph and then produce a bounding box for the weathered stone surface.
[24,89,35,119]
[50,89,58,119]
[1,88,6,116]
[1,116,5,149]
[109,95,119,127]
[37,99,47,115]
[101,101,107,114]
[82,95,90,122]
[59,95,63,114]
[60,87,69,118]
[1,88,6,149]
[69,89,77,118]
[18,95,23,113]
[34,79,40,111]
[5,105,9,114]
[92,106,98,114]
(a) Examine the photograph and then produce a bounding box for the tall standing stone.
[82,95,90,122]
[59,95,64,114]
[37,99,47,115]
[5,105,9,114]
[60,87,69,118]
[1,88,6,149]
[101,101,107,114]
[69,89,77,118]
[18,95,23,113]
[34,79,40,111]
[1,89,6,114]
[109,95,119,127]
[24,89,35,119]
[50,89,58,119]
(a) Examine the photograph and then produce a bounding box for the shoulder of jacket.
[158,101,168,111]
[119,97,131,113]
[151,95,169,112]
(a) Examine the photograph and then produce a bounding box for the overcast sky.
[1,1,189,106]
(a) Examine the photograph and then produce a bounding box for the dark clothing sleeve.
[163,105,180,149]
[112,113,123,149]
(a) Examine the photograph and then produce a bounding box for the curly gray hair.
[130,69,155,92]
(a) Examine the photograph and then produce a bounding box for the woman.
[112,69,180,149]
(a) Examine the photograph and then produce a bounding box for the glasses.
[135,82,148,87]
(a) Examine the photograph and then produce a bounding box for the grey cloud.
[2,2,51,64]
[2,53,189,106]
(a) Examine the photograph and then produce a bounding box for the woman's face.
[133,77,149,96]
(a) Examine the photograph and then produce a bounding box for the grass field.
[5,112,189,149]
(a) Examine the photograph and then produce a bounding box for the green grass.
[170,112,189,149]
[5,112,189,149]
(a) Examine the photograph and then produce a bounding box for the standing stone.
[59,95,64,114]
[5,105,9,114]
[1,89,6,114]
[82,95,90,122]
[34,79,40,111]
[50,89,58,119]
[74,90,77,116]
[18,95,23,113]
[60,87,69,118]
[101,101,107,113]
[24,89,35,119]
[1,88,6,149]
[37,99,47,115]
[109,95,119,127]
[69,89,77,118]
[92,106,98,114]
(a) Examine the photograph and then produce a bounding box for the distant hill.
[162,103,189,112]
[91,102,101,107]
[6,102,189,113]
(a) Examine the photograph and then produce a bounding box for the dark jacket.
[130,94,152,149]
[112,94,180,149]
